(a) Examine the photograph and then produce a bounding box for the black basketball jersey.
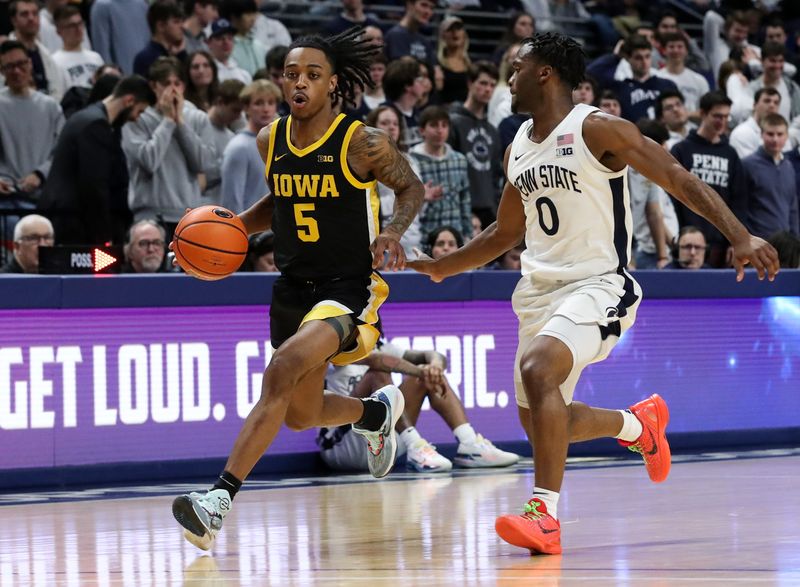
[264,113,380,280]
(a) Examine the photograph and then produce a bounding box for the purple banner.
[1,297,798,470]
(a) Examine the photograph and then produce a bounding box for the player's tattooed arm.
[585,113,779,281]
[238,124,276,234]
[349,126,424,239]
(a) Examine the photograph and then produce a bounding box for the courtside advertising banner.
[1,297,798,469]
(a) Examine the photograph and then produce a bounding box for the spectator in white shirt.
[207,18,252,84]
[51,6,103,90]
[38,0,91,53]
[655,33,709,115]
[730,87,782,159]
[748,42,800,122]
[703,10,762,80]
[251,3,291,53]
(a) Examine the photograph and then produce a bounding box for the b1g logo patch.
[318,154,334,163]
[213,208,234,219]
[556,146,573,158]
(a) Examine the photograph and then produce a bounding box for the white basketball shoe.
[172,488,232,550]
[351,385,405,478]
[406,438,453,473]
[454,435,520,468]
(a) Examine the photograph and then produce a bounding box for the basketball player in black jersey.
[171,29,424,550]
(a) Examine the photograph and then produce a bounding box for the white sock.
[400,426,422,449]
[615,409,643,442]
[453,423,478,445]
[532,487,559,520]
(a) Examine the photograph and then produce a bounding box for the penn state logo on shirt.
[555,133,574,158]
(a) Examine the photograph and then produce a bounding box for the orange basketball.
[173,206,248,280]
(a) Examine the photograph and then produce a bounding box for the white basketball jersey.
[507,104,633,283]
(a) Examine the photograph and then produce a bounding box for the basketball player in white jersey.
[409,32,779,555]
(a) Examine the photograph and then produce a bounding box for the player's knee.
[260,352,303,401]
[284,411,316,431]
[519,355,564,404]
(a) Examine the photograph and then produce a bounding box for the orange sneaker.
[618,393,671,483]
[495,498,562,555]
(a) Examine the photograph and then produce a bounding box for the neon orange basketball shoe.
[495,498,562,555]
[618,393,671,483]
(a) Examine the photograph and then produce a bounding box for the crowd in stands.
[1,0,799,277]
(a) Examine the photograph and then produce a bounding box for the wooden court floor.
[1,452,799,586]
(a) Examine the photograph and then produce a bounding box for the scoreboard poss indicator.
[38,246,123,274]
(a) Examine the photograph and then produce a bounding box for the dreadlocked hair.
[520,32,586,90]
[288,27,381,108]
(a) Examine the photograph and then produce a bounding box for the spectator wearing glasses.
[39,75,154,246]
[0,41,64,204]
[1,214,54,274]
[38,0,92,53]
[50,5,104,90]
[666,226,710,270]
[8,0,67,100]
[121,219,171,273]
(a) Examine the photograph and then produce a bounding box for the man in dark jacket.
[587,34,678,122]
[448,61,503,228]
[742,113,799,239]
[38,75,154,245]
[670,91,748,267]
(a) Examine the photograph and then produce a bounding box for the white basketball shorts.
[512,271,642,407]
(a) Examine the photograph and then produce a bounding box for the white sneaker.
[351,385,405,478]
[406,438,453,473]
[172,488,232,550]
[454,435,520,468]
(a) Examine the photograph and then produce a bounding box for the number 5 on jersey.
[294,203,320,242]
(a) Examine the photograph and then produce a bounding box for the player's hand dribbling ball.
[172,206,248,280]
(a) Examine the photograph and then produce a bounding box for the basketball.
[173,206,248,280]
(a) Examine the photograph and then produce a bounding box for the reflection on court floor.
[1,452,799,586]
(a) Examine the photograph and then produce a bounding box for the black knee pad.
[322,315,358,352]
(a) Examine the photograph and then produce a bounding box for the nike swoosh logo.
[274,153,287,162]
[514,153,523,161]
[646,429,658,456]
[541,527,559,534]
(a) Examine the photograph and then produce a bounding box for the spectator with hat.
[207,17,251,84]
[437,16,470,105]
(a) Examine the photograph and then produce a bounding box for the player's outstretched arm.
[407,145,527,282]
[361,352,424,378]
[236,126,277,235]
[348,125,424,271]
[585,114,780,281]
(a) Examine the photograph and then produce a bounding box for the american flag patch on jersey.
[557,134,574,146]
